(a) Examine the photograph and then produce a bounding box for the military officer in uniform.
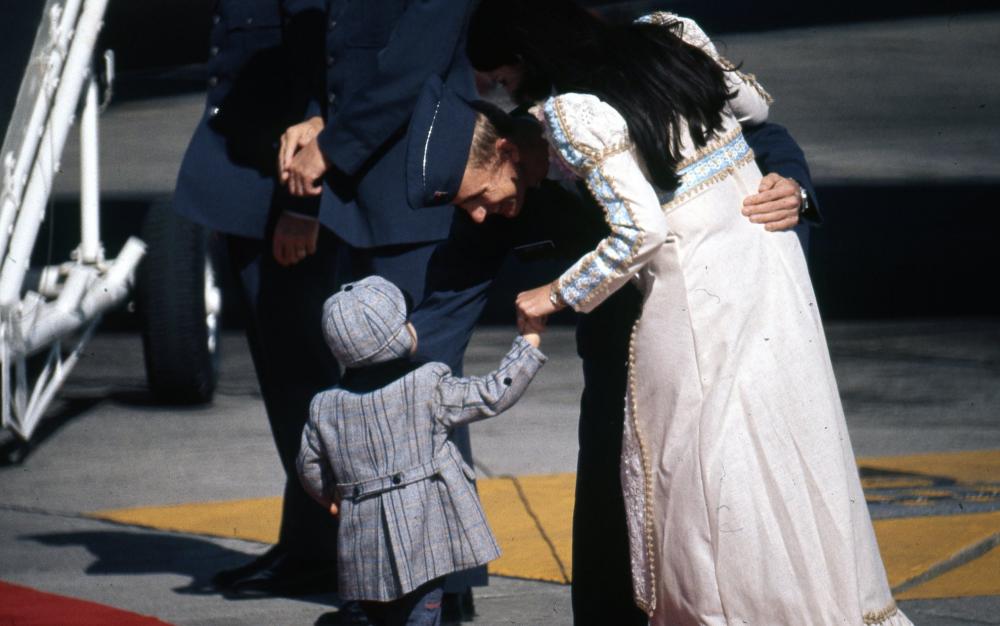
[172,0,342,597]
[278,0,494,618]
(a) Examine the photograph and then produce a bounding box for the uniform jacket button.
[208,76,219,87]
[326,55,336,67]
[245,17,254,25]
[209,46,220,56]
[328,92,337,104]
[209,106,220,117]
[392,473,403,485]
[212,14,220,24]
[329,19,337,30]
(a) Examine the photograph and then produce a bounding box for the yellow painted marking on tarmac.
[909,489,956,498]
[859,449,1000,485]
[87,451,1000,596]
[478,473,575,584]
[967,493,1000,503]
[897,544,1000,600]
[872,510,1000,588]
[88,476,579,585]
[861,477,933,489]
[864,494,898,503]
[89,497,281,545]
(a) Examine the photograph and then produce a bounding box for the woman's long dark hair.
[468,0,733,191]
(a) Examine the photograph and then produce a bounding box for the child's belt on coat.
[338,458,444,501]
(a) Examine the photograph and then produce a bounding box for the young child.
[297,275,546,625]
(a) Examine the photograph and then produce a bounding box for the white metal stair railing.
[0,0,84,263]
[0,0,146,441]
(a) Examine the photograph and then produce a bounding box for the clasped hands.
[271,117,327,266]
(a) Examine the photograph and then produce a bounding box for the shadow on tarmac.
[0,385,207,467]
[34,180,1000,332]
[25,530,338,605]
[808,184,1000,319]
[0,398,101,467]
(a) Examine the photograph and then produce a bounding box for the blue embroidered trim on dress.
[657,133,752,205]
[560,166,640,308]
[543,100,591,171]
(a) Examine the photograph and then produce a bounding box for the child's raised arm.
[434,336,547,428]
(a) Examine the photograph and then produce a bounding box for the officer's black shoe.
[315,602,370,625]
[211,545,284,591]
[441,589,476,623]
[222,552,338,598]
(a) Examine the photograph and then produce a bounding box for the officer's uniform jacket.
[298,336,546,601]
[174,0,325,238]
[315,0,479,249]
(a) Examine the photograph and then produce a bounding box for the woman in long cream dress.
[471,2,913,624]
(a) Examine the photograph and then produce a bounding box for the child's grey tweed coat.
[297,277,546,602]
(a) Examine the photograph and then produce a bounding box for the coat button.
[503,377,513,386]
[328,92,337,104]
[209,106,220,117]
[392,473,402,485]
[326,55,336,67]
[245,17,254,25]
[329,19,337,29]
[208,76,219,87]
[212,14,220,25]
[209,46,220,56]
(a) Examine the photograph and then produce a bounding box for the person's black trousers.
[572,284,648,626]
[226,231,345,561]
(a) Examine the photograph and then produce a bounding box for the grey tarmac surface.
[2,321,999,625]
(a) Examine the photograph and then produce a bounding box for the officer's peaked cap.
[406,75,479,209]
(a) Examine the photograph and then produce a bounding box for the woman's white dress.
[540,13,913,626]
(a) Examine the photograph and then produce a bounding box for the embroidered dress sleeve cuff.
[543,96,669,314]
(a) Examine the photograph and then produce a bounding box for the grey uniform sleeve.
[434,337,547,428]
[296,397,338,508]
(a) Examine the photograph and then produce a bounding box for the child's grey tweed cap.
[322,276,414,368]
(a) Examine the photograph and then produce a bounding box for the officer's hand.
[272,211,319,267]
[742,173,801,232]
[278,116,324,181]
[286,138,329,197]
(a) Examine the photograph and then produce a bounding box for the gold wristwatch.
[549,282,565,309]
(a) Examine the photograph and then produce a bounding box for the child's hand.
[329,500,340,518]
[517,312,546,348]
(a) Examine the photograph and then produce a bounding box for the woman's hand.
[516,282,564,320]
[278,116,325,182]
